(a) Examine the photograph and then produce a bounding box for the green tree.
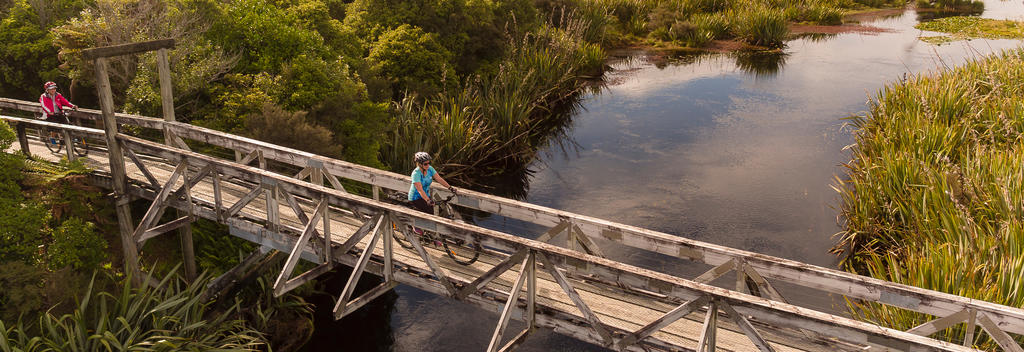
[367,24,454,98]
[54,0,236,112]
[0,0,61,98]
[207,0,329,74]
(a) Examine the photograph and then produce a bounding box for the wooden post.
[61,129,75,161]
[15,123,29,156]
[95,57,142,286]
[157,47,196,281]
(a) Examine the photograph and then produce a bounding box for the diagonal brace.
[538,253,614,347]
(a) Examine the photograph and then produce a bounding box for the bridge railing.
[114,130,979,351]
[4,98,1024,350]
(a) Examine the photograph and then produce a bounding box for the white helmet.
[414,152,432,164]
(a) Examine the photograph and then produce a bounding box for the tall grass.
[835,48,1024,348]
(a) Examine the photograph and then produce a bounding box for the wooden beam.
[125,148,161,189]
[137,215,192,243]
[456,250,528,299]
[335,213,384,255]
[132,161,188,243]
[978,312,1024,352]
[907,309,970,337]
[697,300,717,352]
[572,225,605,257]
[537,253,614,347]
[393,216,458,296]
[96,59,140,288]
[534,221,570,243]
[333,216,385,314]
[618,295,711,349]
[225,186,264,218]
[963,308,976,346]
[272,199,327,296]
[15,123,29,156]
[718,300,775,352]
[693,258,737,284]
[487,253,531,352]
[81,39,175,60]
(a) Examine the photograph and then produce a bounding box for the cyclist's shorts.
[44,113,69,124]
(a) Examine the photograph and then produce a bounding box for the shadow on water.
[299,269,397,351]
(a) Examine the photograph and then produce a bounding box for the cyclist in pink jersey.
[39,81,77,145]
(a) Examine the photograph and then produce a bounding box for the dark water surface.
[308,4,1024,351]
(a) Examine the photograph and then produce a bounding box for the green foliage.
[733,6,789,47]
[48,218,106,271]
[0,199,48,264]
[368,24,455,98]
[208,0,328,74]
[0,0,62,98]
[836,48,1024,348]
[197,73,281,133]
[244,103,340,157]
[0,270,269,351]
[191,219,256,274]
[311,99,390,168]
[278,54,363,111]
[0,121,13,150]
[0,261,44,322]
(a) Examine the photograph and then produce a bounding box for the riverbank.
[834,47,1024,348]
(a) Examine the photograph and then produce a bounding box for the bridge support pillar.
[93,57,143,286]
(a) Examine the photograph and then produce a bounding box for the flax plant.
[0,269,267,351]
[835,48,1024,347]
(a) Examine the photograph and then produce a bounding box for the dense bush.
[48,217,106,270]
[367,24,455,98]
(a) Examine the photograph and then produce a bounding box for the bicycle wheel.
[44,132,63,154]
[391,223,415,250]
[71,135,88,157]
[441,236,481,265]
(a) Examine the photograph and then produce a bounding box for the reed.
[835,48,1024,347]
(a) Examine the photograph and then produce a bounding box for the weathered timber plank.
[81,39,175,60]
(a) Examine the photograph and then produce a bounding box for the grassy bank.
[834,48,1024,347]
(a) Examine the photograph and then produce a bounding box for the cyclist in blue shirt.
[408,152,456,213]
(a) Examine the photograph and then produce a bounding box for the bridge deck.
[17,132,844,352]
[4,103,1010,352]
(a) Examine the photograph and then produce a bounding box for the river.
[303,3,1024,350]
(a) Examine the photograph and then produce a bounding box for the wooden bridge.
[3,41,1024,352]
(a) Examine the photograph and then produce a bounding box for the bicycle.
[388,192,482,265]
[42,112,88,157]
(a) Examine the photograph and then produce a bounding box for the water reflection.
[733,51,789,78]
[915,7,984,21]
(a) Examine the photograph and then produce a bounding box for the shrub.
[48,217,106,270]
[243,103,339,158]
